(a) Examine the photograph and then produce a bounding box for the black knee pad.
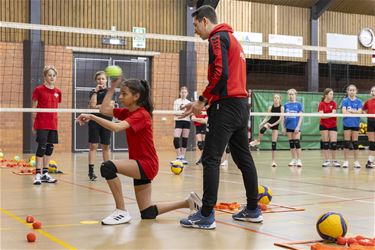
[140,205,158,219]
[260,127,267,134]
[100,161,118,180]
[272,142,277,151]
[330,142,337,150]
[197,141,204,151]
[182,137,188,148]
[344,140,351,149]
[173,137,180,149]
[294,139,301,149]
[352,141,359,150]
[36,143,46,157]
[322,142,329,150]
[289,140,295,149]
[45,144,54,156]
[225,145,230,154]
[370,141,375,151]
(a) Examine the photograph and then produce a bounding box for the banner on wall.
[233,31,263,55]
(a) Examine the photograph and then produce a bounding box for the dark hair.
[321,88,333,101]
[192,5,218,24]
[122,79,154,116]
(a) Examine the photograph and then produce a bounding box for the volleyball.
[258,185,272,205]
[0,151,3,158]
[316,212,348,242]
[48,160,58,172]
[170,160,184,175]
[105,65,122,78]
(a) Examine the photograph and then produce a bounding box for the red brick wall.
[0,42,24,154]
[152,53,180,151]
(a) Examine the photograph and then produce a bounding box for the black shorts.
[319,125,337,131]
[36,130,58,144]
[175,120,191,129]
[195,125,206,134]
[88,120,111,145]
[134,160,151,186]
[368,119,375,132]
[343,126,359,131]
[270,124,279,130]
[286,128,300,133]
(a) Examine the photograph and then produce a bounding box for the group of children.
[250,85,375,169]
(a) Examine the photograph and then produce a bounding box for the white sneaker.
[271,161,277,168]
[322,160,330,167]
[249,140,260,147]
[186,192,202,212]
[288,159,297,167]
[296,159,303,168]
[41,173,57,183]
[342,161,349,168]
[220,160,228,166]
[353,161,361,169]
[332,160,341,168]
[101,209,132,225]
[33,173,42,185]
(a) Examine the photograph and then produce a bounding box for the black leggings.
[201,98,258,212]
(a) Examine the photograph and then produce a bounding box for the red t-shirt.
[193,113,208,127]
[363,98,375,120]
[32,84,62,130]
[318,101,337,128]
[113,107,159,180]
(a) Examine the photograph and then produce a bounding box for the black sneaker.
[89,173,97,181]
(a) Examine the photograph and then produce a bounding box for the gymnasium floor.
[1,150,374,249]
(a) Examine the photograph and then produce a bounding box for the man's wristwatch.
[198,95,207,104]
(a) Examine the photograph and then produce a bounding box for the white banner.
[269,34,303,58]
[133,27,146,49]
[327,33,357,62]
[233,32,263,55]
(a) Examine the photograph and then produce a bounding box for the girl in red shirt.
[363,85,375,168]
[77,77,201,225]
[318,88,340,168]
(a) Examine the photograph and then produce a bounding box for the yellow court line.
[0,207,77,250]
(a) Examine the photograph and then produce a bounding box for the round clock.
[358,28,374,48]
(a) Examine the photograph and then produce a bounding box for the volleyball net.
[0,21,374,152]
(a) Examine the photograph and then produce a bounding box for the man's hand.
[76,114,93,126]
[179,101,205,118]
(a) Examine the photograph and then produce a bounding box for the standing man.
[180,5,263,229]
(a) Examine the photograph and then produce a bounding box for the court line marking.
[0,207,77,250]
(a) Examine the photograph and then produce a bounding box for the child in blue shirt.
[342,84,363,168]
[282,89,303,167]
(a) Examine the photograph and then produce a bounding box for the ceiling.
[242,0,375,16]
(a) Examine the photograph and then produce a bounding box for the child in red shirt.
[318,88,340,168]
[32,65,61,185]
[363,85,375,168]
[77,76,201,225]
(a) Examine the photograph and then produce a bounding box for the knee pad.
[344,140,351,149]
[260,127,267,134]
[294,139,301,149]
[45,144,54,156]
[370,141,375,151]
[225,145,231,154]
[100,161,118,180]
[197,141,204,151]
[330,142,337,150]
[182,137,188,148]
[289,140,295,149]
[352,141,359,150]
[272,142,277,151]
[36,143,46,157]
[173,137,180,149]
[322,142,329,150]
[140,205,158,219]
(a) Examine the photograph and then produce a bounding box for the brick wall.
[0,42,24,154]
[152,53,180,151]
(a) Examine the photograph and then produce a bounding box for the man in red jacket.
[180,5,263,229]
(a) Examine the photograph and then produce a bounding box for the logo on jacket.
[54,93,59,98]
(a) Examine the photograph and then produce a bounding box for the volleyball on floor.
[170,160,184,175]
[258,185,272,205]
[316,212,348,242]
[48,160,58,172]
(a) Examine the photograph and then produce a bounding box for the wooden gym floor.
[1,149,374,249]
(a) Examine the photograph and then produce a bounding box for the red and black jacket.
[203,23,248,105]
